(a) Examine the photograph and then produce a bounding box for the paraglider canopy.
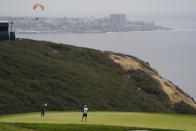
[33,4,44,11]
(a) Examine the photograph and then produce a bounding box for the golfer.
[40,103,47,117]
[82,105,88,121]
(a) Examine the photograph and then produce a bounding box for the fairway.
[0,112,196,131]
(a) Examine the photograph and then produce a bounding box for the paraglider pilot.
[33,3,44,21]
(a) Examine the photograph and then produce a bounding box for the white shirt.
[83,107,88,114]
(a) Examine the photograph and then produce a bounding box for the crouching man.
[41,103,47,117]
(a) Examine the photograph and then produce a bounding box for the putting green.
[0,112,196,131]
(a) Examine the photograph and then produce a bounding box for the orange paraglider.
[33,4,44,11]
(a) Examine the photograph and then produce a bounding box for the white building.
[109,14,127,29]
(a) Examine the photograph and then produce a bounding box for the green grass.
[0,123,33,131]
[0,112,196,131]
[1,123,179,131]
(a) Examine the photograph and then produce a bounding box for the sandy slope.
[108,53,196,108]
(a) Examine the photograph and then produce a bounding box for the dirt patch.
[108,53,196,108]
[109,55,142,71]
[52,49,60,54]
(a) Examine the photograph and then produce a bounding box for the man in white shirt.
[82,105,88,121]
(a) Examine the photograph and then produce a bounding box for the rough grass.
[1,123,180,131]
[0,123,34,131]
[0,112,196,131]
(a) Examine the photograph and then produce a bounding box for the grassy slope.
[0,112,196,131]
[0,39,196,115]
[0,39,170,114]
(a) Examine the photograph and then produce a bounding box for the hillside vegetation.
[0,39,196,114]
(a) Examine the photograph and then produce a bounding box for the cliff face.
[0,39,196,115]
[108,52,196,109]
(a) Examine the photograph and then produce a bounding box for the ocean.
[17,27,196,100]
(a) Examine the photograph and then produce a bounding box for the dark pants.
[83,113,87,117]
[41,109,45,117]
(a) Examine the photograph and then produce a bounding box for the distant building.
[109,14,127,29]
[0,21,9,40]
[0,21,15,41]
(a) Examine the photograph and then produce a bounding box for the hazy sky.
[1,0,196,19]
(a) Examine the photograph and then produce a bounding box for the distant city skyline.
[1,0,196,20]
